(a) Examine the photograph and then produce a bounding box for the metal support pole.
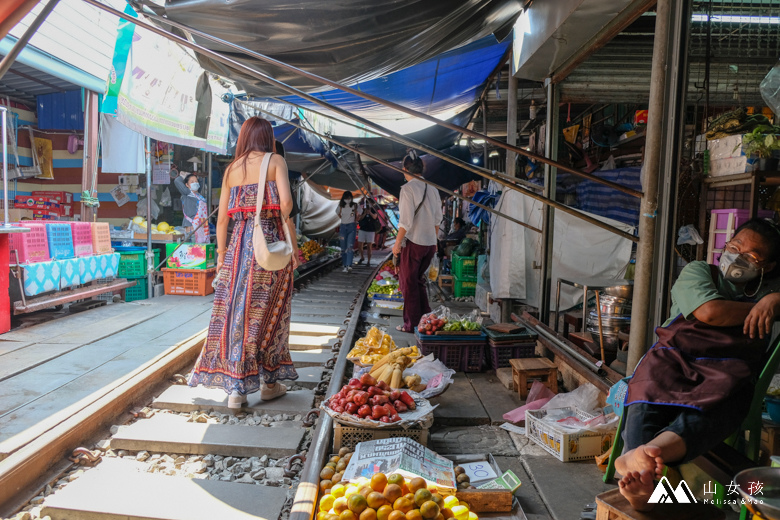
[539,80,559,325]
[0,0,60,82]
[482,100,488,166]
[1,106,8,227]
[506,70,518,178]
[207,152,212,215]
[626,0,673,374]
[145,136,153,299]
[81,91,99,222]
[651,0,693,341]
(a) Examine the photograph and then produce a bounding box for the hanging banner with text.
[113,26,231,153]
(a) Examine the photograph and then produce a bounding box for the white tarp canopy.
[299,181,340,239]
[489,190,634,310]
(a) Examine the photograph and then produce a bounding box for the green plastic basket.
[451,252,477,280]
[453,276,477,298]
[124,277,149,302]
[118,250,160,278]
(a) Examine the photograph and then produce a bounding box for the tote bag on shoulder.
[253,153,293,271]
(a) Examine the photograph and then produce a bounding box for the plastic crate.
[416,332,485,372]
[526,407,616,462]
[333,423,429,451]
[124,277,148,302]
[69,222,94,257]
[708,208,774,264]
[487,341,537,369]
[91,222,112,254]
[118,249,160,278]
[44,222,75,259]
[451,252,477,280]
[9,222,49,264]
[453,276,477,298]
[162,267,216,296]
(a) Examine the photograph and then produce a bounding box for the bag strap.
[254,152,273,226]
[413,184,428,218]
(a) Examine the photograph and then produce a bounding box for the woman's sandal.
[395,325,412,333]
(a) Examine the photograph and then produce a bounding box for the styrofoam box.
[709,156,756,177]
[711,209,774,249]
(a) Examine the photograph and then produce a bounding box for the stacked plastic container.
[117,247,160,302]
[8,223,49,264]
[451,252,477,298]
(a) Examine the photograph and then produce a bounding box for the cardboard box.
[32,190,73,204]
[60,204,73,217]
[1,208,35,221]
[134,232,176,242]
[15,195,60,212]
[32,209,61,220]
[165,243,216,269]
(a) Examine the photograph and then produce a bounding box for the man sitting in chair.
[617,218,780,510]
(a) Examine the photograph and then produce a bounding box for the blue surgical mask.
[190,182,200,191]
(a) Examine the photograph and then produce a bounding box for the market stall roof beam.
[114,2,643,200]
[81,0,636,242]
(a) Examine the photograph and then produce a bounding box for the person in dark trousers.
[356,199,379,266]
[392,151,442,332]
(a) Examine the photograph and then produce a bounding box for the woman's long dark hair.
[338,191,355,208]
[230,117,275,180]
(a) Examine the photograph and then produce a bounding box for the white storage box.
[526,407,616,462]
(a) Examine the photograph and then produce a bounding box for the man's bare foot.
[618,470,655,512]
[615,445,665,478]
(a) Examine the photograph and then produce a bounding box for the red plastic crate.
[69,222,94,257]
[162,267,216,296]
[91,222,112,254]
[9,222,49,264]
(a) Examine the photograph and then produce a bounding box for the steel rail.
[236,99,545,235]
[130,7,643,199]
[289,256,385,520]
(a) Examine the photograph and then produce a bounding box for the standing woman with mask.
[188,116,297,409]
[336,192,358,272]
[392,151,443,332]
[175,172,209,243]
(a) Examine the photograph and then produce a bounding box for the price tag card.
[460,461,497,483]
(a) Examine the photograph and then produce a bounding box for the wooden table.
[595,488,725,519]
[509,357,558,398]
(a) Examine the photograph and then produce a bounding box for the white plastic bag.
[677,224,703,246]
[136,197,160,220]
[159,187,172,208]
[541,382,600,413]
[427,255,440,282]
[404,354,455,398]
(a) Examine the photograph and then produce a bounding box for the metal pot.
[604,284,634,300]
[597,295,631,316]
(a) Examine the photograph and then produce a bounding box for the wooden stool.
[509,357,558,399]
[438,275,454,289]
[595,488,724,520]
[562,311,584,338]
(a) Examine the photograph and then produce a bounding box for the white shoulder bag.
[252,152,293,271]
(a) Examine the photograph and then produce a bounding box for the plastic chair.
[603,333,780,484]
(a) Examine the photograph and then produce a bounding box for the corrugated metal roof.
[0,61,75,107]
[8,0,125,82]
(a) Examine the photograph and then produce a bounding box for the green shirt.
[665,260,780,326]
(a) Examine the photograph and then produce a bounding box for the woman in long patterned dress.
[188,117,299,409]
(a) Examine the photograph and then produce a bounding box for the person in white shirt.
[392,151,443,332]
[336,192,358,272]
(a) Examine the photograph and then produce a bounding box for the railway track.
[0,257,382,520]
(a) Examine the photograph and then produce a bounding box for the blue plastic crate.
[44,222,75,259]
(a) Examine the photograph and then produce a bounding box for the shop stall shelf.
[91,222,112,254]
[123,277,148,302]
[44,222,74,259]
[69,222,94,257]
[453,276,477,298]
[162,267,216,296]
[9,223,49,264]
[118,248,160,278]
[451,252,477,280]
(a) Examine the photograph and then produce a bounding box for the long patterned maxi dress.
[188,181,298,395]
